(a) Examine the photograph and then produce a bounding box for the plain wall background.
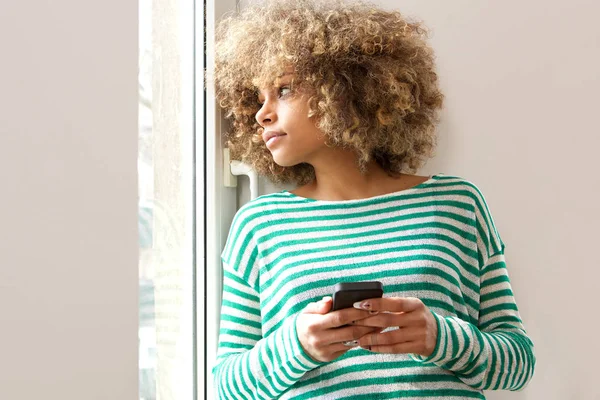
[238,0,600,399]
[0,1,138,399]
[384,2,599,399]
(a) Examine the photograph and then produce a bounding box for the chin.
[271,154,298,168]
[273,159,297,168]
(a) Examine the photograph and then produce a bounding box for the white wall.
[0,1,138,399]
[243,0,600,399]
[381,2,600,399]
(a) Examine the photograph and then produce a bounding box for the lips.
[262,130,286,144]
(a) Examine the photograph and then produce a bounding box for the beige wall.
[383,2,599,399]
[242,0,599,398]
[0,1,138,399]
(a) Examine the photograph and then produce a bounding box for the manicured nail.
[353,301,370,310]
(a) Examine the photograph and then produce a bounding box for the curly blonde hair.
[212,0,444,187]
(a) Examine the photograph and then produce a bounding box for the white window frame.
[201,0,239,398]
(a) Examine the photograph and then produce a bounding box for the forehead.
[254,63,295,86]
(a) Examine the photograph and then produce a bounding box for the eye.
[256,85,292,105]
[279,86,291,97]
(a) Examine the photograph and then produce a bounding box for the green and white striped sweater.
[213,173,535,399]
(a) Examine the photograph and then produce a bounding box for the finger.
[321,325,379,346]
[364,341,422,354]
[351,311,422,328]
[313,325,377,348]
[318,308,374,329]
[302,296,332,315]
[358,327,422,348]
[329,341,359,352]
[354,297,423,313]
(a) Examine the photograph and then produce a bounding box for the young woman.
[211,0,536,398]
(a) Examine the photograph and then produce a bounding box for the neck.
[305,148,400,201]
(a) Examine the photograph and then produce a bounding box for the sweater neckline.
[281,173,441,204]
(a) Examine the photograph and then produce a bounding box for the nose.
[255,100,276,127]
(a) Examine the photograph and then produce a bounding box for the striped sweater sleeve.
[411,184,536,391]
[212,207,323,399]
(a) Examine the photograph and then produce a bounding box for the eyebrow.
[256,74,294,102]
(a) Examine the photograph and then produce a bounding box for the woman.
[211,0,536,398]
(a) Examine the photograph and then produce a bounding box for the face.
[255,72,328,167]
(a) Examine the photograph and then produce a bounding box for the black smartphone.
[331,281,383,311]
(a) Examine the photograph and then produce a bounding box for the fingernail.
[369,310,378,315]
[353,301,370,310]
[321,296,332,302]
[343,340,359,347]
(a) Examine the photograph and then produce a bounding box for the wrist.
[292,313,325,367]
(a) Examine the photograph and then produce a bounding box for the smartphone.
[331,281,383,311]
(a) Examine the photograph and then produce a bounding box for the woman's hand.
[351,297,438,357]
[296,296,381,362]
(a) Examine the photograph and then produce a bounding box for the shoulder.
[432,173,483,191]
[228,191,296,236]
[235,191,295,218]
[431,173,495,207]
[435,174,505,256]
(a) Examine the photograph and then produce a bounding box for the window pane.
[138,0,197,398]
